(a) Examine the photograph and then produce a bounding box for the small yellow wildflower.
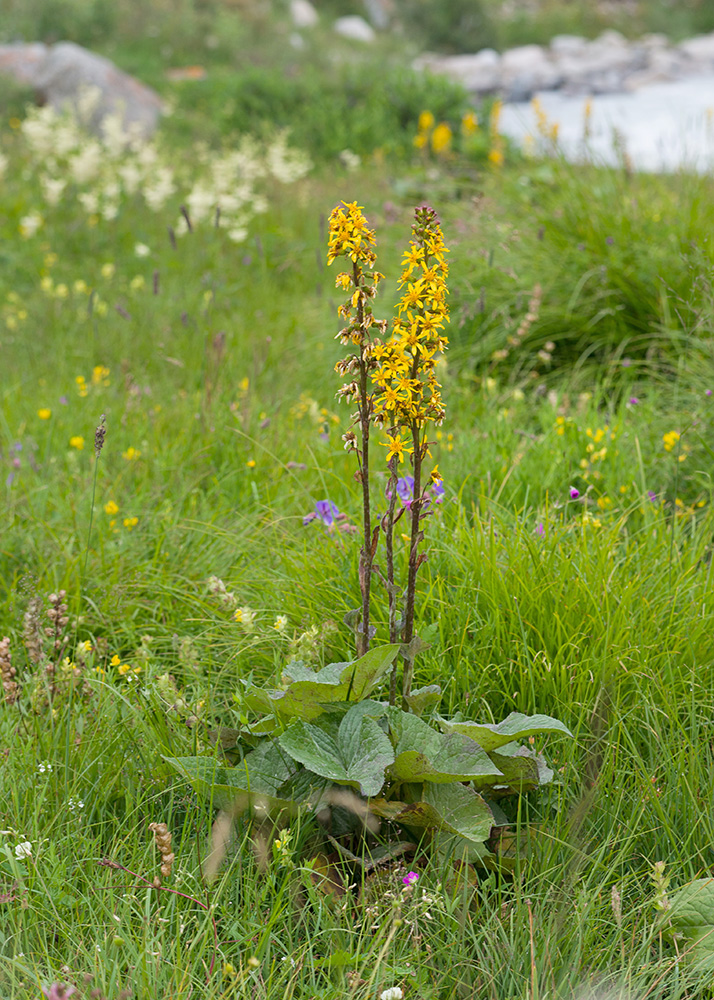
[92,365,110,386]
[488,148,504,167]
[273,615,288,632]
[110,654,121,666]
[382,433,409,464]
[418,110,435,132]
[246,459,256,469]
[73,279,88,294]
[104,500,119,515]
[101,263,115,279]
[122,447,141,461]
[431,122,453,155]
[461,110,479,135]
[662,430,680,452]
[69,436,84,450]
[123,516,139,530]
[38,408,51,420]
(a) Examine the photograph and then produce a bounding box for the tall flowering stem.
[372,206,449,706]
[328,202,386,655]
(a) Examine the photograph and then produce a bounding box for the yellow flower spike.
[418,110,435,132]
[431,122,452,155]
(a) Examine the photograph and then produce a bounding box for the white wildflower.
[14,841,33,859]
[37,761,53,774]
[19,213,43,238]
[273,615,288,633]
[380,989,403,1000]
[234,606,256,631]
[134,242,151,257]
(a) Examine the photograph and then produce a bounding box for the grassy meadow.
[2,3,714,998]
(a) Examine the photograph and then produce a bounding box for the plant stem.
[401,422,423,706]
[385,450,399,704]
[355,260,372,655]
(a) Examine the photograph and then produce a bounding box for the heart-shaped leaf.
[165,741,298,810]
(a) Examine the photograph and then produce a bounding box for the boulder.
[549,34,587,56]
[0,43,49,87]
[34,42,163,139]
[557,34,646,94]
[362,0,391,29]
[678,32,714,69]
[290,0,319,29]
[334,15,376,43]
[501,44,561,101]
[414,49,501,95]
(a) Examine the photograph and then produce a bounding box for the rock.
[334,15,376,42]
[33,42,163,139]
[501,44,561,101]
[678,32,714,68]
[0,43,49,87]
[414,49,501,95]
[290,0,318,30]
[362,0,391,29]
[556,34,646,95]
[549,34,587,56]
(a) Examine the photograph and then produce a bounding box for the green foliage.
[398,0,497,54]
[167,665,571,866]
[166,61,469,160]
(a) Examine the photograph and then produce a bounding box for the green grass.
[2,36,714,996]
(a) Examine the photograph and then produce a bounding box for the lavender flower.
[535,522,545,537]
[647,490,657,502]
[303,499,339,527]
[628,397,639,406]
[402,871,419,885]
[396,475,415,508]
[569,487,580,500]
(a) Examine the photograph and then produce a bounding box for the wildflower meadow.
[3,3,714,999]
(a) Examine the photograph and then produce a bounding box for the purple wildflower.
[41,986,76,1000]
[59,395,68,405]
[628,397,639,406]
[606,236,614,245]
[535,522,545,537]
[647,490,657,502]
[396,475,415,508]
[706,390,712,397]
[569,487,580,500]
[402,871,419,886]
[306,499,340,528]
[431,479,445,504]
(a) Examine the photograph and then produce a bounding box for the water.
[499,75,714,173]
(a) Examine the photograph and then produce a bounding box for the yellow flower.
[431,122,452,155]
[38,408,51,420]
[418,110,435,132]
[55,283,69,299]
[118,663,132,675]
[104,500,119,515]
[488,147,504,167]
[122,447,141,461]
[69,436,84,450]
[73,279,88,294]
[110,654,121,666]
[123,516,139,530]
[101,263,115,279]
[92,365,110,385]
[246,459,256,468]
[382,433,409,464]
[461,110,479,135]
[662,430,680,452]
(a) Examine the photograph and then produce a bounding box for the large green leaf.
[243,645,400,721]
[438,712,572,751]
[388,710,504,784]
[423,783,495,843]
[278,704,395,797]
[668,879,714,966]
[404,684,442,716]
[370,784,494,843]
[165,741,298,810]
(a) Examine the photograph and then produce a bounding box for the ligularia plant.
[167,202,572,872]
